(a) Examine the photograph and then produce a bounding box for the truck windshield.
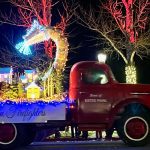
[109,69,117,82]
[82,68,108,84]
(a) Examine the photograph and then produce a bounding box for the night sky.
[0,0,150,85]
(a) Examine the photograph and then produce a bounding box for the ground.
[16,140,150,150]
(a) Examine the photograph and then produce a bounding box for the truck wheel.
[117,113,150,146]
[0,123,23,149]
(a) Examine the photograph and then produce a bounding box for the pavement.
[32,140,123,146]
[16,140,150,150]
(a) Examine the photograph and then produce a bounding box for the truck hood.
[112,83,150,109]
[117,83,150,94]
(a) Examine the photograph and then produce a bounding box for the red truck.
[0,61,150,149]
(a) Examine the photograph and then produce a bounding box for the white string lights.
[125,65,137,84]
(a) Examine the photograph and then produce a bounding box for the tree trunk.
[125,64,137,84]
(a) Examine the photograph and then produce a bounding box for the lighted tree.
[104,0,150,83]
[76,0,150,83]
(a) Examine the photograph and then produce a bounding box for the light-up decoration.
[15,41,32,55]
[15,20,45,55]
[25,82,41,99]
[125,65,137,84]
[15,20,69,81]
[24,20,45,38]
[9,20,69,104]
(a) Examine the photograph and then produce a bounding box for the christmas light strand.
[125,65,137,84]
[0,99,69,107]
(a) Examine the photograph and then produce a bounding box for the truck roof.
[71,61,111,72]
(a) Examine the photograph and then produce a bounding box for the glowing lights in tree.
[125,65,137,84]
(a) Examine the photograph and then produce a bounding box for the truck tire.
[0,123,24,149]
[116,113,150,146]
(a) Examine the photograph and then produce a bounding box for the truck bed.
[0,100,66,123]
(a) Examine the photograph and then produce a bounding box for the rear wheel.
[0,123,23,149]
[117,113,150,146]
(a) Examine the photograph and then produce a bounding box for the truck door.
[77,67,115,124]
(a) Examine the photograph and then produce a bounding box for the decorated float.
[0,20,69,123]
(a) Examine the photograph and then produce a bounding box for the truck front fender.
[108,98,142,128]
[110,97,150,122]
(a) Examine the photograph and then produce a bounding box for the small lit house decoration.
[0,67,13,84]
[26,82,41,99]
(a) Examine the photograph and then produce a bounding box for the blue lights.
[15,41,32,55]
[0,99,70,107]
[15,20,45,56]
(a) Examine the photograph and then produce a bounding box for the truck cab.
[69,61,117,125]
[69,61,150,146]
